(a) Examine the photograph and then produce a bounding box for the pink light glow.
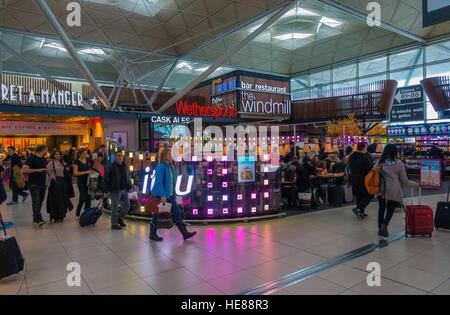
[264,179,269,185]
[251,207,257,213]
[207,208,213,215]
[237,194,243,200]
[264,192,269,198]
[222,195,229,201]
[222,182,228,188]
[223,208,229,214]
[207,169,213,175]
[193,209,198,215]
[251,193,257,199]
[207,195,213,202]
[207,182,213,188]
[222,168,228,175]
[237,207,243,214]
[264,205,269,211]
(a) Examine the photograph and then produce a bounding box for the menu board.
[407,125,428,136]
[428,123,450,135]
[238,156,256,183]
[420,159,442,188]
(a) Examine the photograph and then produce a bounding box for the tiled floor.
[1,190,450,295]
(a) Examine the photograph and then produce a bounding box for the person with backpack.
[103,151,133,230]
[349,142,373,219]
[376,144,419,237]
[6,146,29,206]
[149,148,196,242]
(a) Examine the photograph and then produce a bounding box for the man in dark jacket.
[104,151,133,230]
[349,142,373,219]
[7,146,29,205]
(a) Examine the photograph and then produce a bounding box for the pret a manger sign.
[1,83,83,107]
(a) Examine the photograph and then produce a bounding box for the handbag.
[156,203,173,229]
[0,210,25,280]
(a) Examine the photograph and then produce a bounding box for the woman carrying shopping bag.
[149,148,196,242]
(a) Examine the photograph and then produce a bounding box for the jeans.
[378,197,400,228]
[29,184,46,222]
[11,181,27,202]
[352,179,372,213]
[76,183,91,216]
[110,189,130,225]
[151,196,182,225]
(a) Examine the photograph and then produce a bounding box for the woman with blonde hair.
[149,148,196,241]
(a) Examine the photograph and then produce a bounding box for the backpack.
[365,165,381,195]
[13,165,26,189]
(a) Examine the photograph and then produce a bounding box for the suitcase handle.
[0,210,7,238]
[410,187,422,206]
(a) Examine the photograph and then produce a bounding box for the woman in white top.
[47,151,67,182]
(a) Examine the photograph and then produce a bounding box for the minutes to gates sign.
[390,85,424,122]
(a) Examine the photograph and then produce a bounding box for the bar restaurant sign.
[0,74,83,107]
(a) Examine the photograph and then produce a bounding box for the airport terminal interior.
[0,0,450,296]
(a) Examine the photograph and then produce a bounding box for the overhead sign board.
[390,85,424,122]
[423,0,450,27]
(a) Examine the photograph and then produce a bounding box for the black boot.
[118,218,126,227]
[380,223,389,237]
[176,222,197,240]
[149,223,163,242]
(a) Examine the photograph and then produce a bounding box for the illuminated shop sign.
[150,115,191,124]
[1,83,83,107]
[176,101,237,120]
[240,91,291,116]
[217,80,237,93]
[240,81,287,93]
[141,167,193,196]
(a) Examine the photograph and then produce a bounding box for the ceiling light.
[283,8,318,18]
[177,62,193,70]
[274,33,313,40]
[320,16,342,27]
[79,48,106,56]
[43,42,67,52]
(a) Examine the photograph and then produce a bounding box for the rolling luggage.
[0,210,24,280]
[435,184,450,230]
[345,184,353,203]
[79,199,103,227]
[328,184,343,207]
[405,188,434,237]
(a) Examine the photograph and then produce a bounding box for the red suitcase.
[405,188,434,237]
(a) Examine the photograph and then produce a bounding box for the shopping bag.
[0,210,24,280]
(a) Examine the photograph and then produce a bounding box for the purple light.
[207,208,213,215]
[251,193,257,199]
[264,179,269,185]
[222,195,229,201]
[193,209,198,215]
[237,207,243,214]
[223,208,229,214]
[251,207,257,213]
[237,194,243,200]
[207,169,213,175]
[207,182,213,189]
[222,182,228,188]
[207,195,213,202]
[222,168,228,175]
[264,192,269,199]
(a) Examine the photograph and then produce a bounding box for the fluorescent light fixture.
[320,16,342,27]
[79,48,106,56]
[274,33,313,40]
[43,42,67,52]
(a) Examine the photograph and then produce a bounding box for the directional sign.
[390,85,424,122]
[423,0,450,27]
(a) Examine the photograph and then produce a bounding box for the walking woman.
[377,144,419,237]
[73,148,94,218]
[47,151,73,222]
[149,148,196,242]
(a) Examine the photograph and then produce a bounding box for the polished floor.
[1,190,450,295]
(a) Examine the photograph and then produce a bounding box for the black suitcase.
[0,210,24,280]
[435,184,450,230]
[328,184,344,207]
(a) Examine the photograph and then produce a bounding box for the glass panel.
[359,73,387,86]
[310,83,332,98]
[427,61,450,77]
[359,56,387,76]
[333,64,357,82]
[333,80,357,96]
[390,67,423,88]
[426,40,450,63]
[427,102,438,120]
[389,48,423,71]
[291,75,310,91]
[310,70,331,86]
